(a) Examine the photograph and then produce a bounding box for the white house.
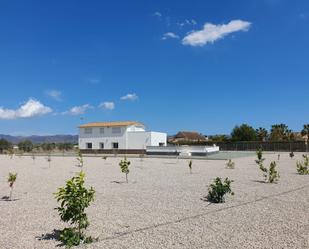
[78,121,167,151]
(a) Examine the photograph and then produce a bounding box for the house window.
[84,128,92,134]
[99,143,104,149]
[100,128,104,134]
[112,142,119,149]
[86,143,92,149]
[112,127,121,134]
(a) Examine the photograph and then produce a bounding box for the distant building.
[170,131,207,143]
[78,121,166,151]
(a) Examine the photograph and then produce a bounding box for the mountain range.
[0,134,78,144]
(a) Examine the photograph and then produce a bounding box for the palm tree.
[256,127,268,141]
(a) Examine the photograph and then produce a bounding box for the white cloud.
[177,19,197,27]
[162,32,180,40]
[0,98,52,120]
[120,93,138,101]
[154,11,162,17]
[182,20,251,47]
[99,102,115,110]
[63,104,93,115]
[46,90,62,101]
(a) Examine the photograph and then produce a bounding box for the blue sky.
[0,0,308,135]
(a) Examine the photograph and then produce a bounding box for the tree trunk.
[9,187,13,200]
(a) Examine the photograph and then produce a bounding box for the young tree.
[55,172,95,247]
[188,160,193,174]
[296,154,309,175]
[119,158,130,183]
[226,159,235,169]
[46,153,51,167]
[206,177,234,203]
[76,150,84,167]
[8,173,17,200]
[289,151,294,159]
[255,148,265,166]
[258,161,280,183]
[231,124,257,141]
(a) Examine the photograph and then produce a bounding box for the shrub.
[255,148,265,166]
[8,173,17,200]
[259,161,280,183]
[119,158,130,183]
[289,152,294,159]
[54,172,95,248]
[206,177,234,203]
[188,160,192,174]
[296,154,309,175]
[226,159,235,169]
[268,161,280,183]
[102,156,107,160]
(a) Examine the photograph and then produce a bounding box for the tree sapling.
[296,154,309,175]
[188,160,193,174]
[119,157,130,183]
[8,173,17,200]
[54,172,95,248]
[226,159,235,169]
[206,177,234,203]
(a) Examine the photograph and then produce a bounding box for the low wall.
[146,146,220,156]
[80,149,146,154]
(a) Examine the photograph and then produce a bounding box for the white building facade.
[78,121,167,151]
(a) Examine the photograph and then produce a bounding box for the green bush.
[206,177,234,203]
[259,161,279,183]
[8,172,17,200]
[119,158,130,183]
[226,159,235,169]
[296,155,309,175]
[268,161,280,183]
[54,172,95,248]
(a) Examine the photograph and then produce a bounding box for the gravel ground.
[0,152,308,249]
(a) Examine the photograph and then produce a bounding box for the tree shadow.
[251,180,267,184]
[36,229,64,247]
[0,196,20,201]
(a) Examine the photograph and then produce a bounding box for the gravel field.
[0,152,308,249]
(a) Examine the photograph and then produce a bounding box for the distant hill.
[0,134,78,144]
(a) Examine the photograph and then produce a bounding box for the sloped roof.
[174,131,206,140]
[79,121,144,128]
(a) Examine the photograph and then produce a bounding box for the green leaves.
[296,154,309,175]
[119,158,130,183]
[206,177,234,203]
[54,172,95,247]
[8,172,17,187]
